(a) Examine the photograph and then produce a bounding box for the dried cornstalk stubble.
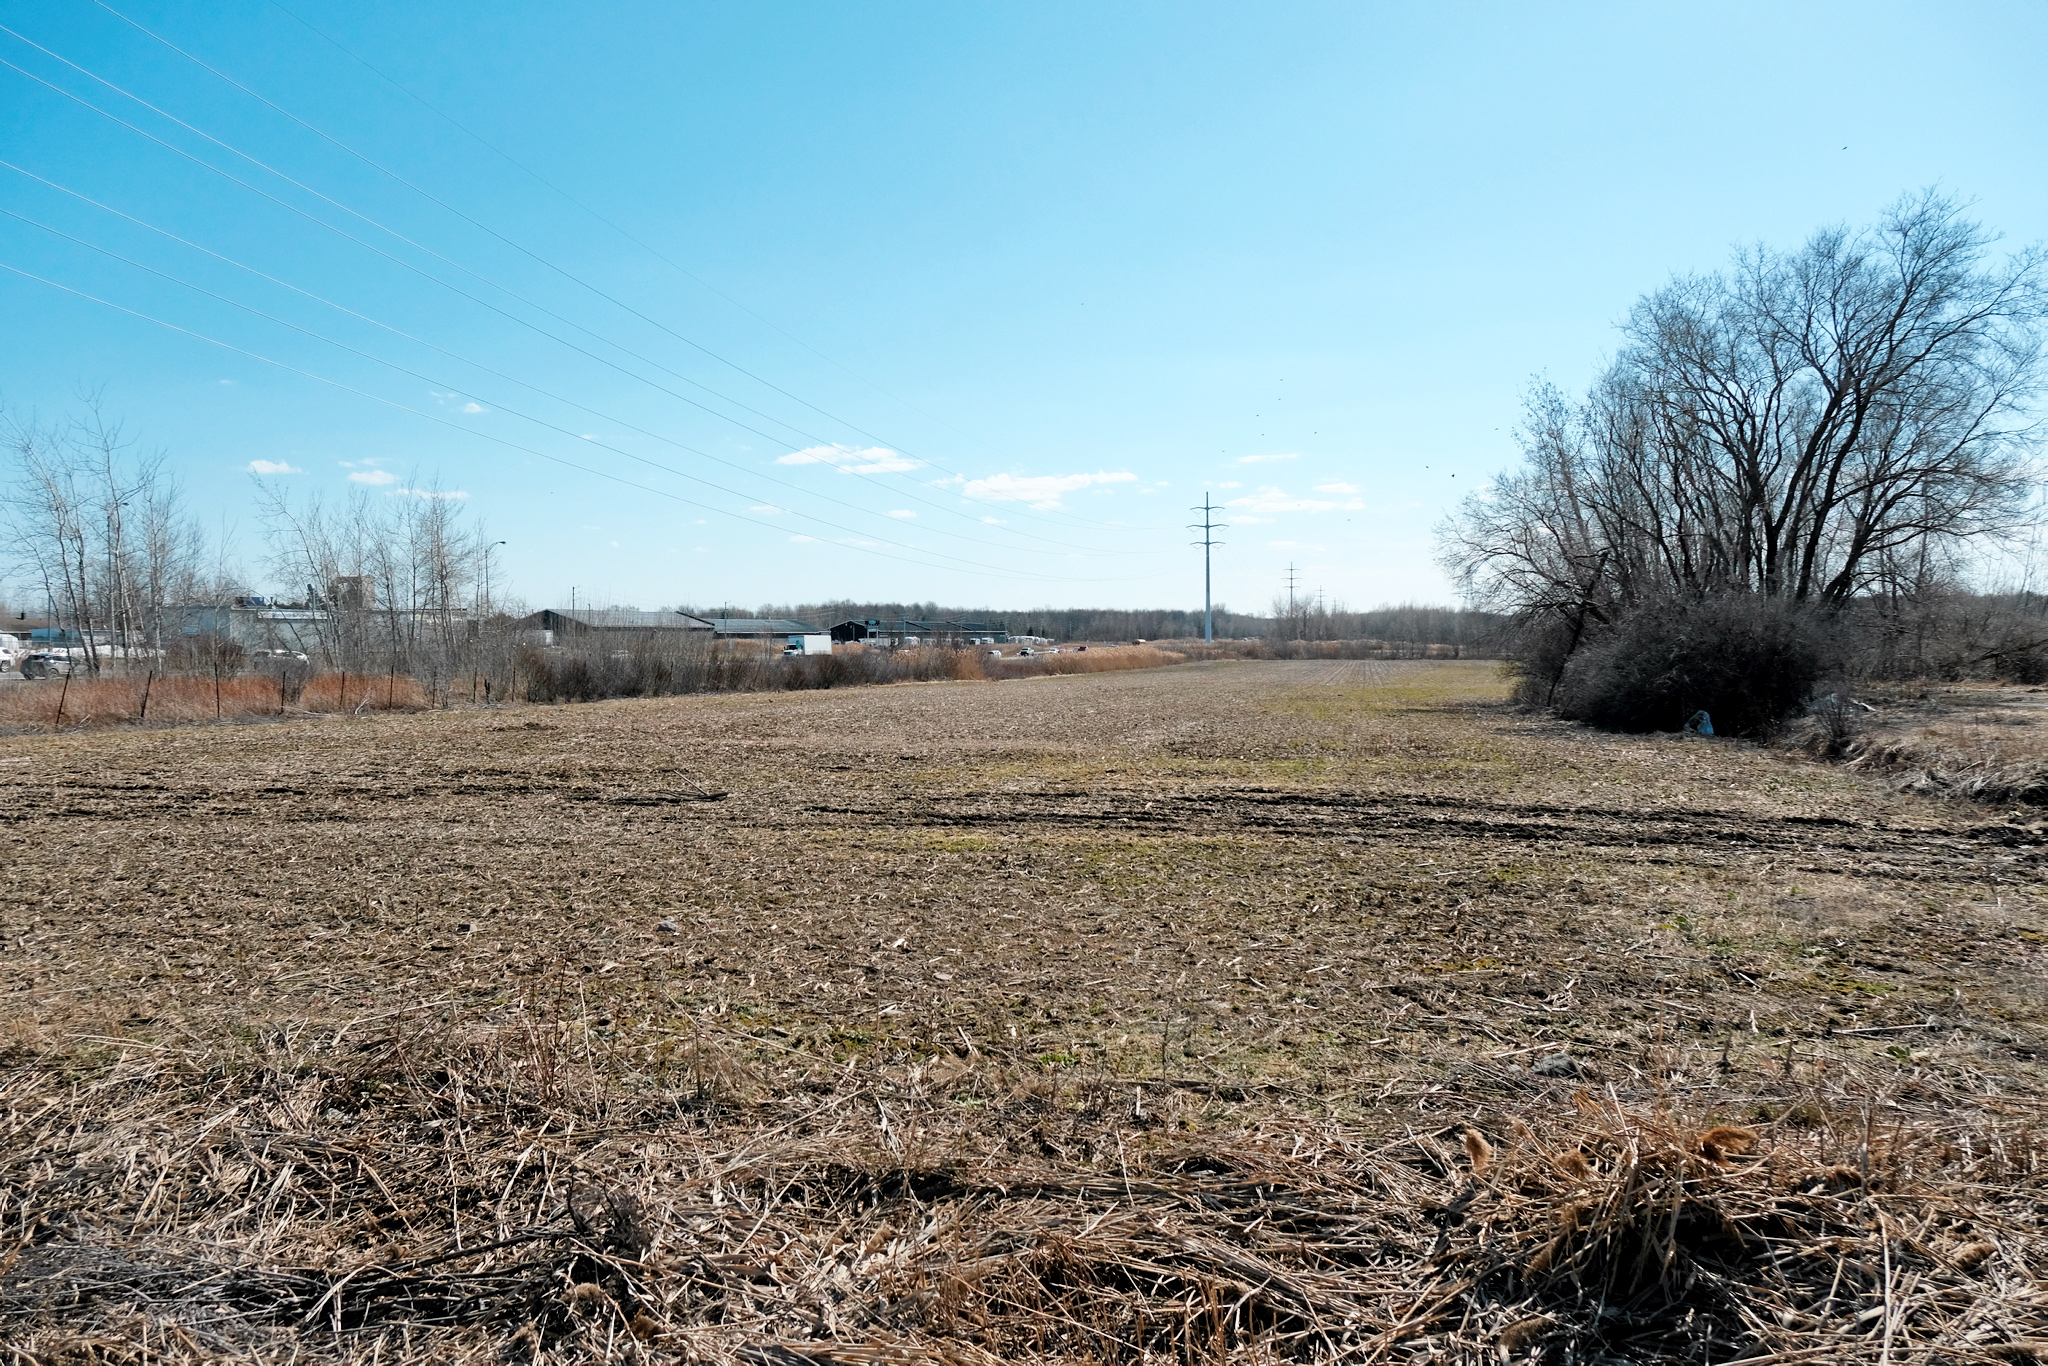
[5,1014,2044,1365]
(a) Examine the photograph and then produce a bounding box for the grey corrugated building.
[828,618,1009,645]
[523,609,713,634]
[701,617,819,638]
[174,601,332,651]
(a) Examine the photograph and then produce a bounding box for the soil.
[4,659,2045,1362]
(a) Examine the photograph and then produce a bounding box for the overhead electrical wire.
[71,1,1174,537]
[0,160,1155,562]
[0,206,1152,584]
[0,30,1155,549]
[0,31,852,449]
[263,0,1005,464]
[0,258,1169,586]
[95,0,946,460]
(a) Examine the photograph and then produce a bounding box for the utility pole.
[1188,496,1226,643]
[482,541,507,612]
[1284,562,1299,639]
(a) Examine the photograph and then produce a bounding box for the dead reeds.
[4,1005,2042,1364]
[0,670,429,730]
[1784,684,2048,805]
[990,645,1185,678]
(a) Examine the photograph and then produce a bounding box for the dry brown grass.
[1798,682,2048,805]
[0,646,1188,736]
[6,1012,2043,1364]
[3,659,2044,1362]
[991,644,1185,678]
[0,670,430,730]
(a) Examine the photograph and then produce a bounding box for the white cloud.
[980,516,1006,525]
[777,443,919,475]
[1314,481,1360,494]
[1227,485,1364,515]
[961,470,1136,510]
[789,534,819,544]
[1234,452,1298,465]
[348,469,398,486]
[886,509,916,519]
[390,487,469,499]
[430,390,486,415]
[247,459,300,475]
[1269,539,1324,550]
[1218,480,1243,489]
[1235,515,1276,524]
[750,504,785,514]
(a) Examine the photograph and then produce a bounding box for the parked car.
[20,651,79,679]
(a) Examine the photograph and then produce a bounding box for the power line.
[0,30,1159,548]
[0,31,846,451]
[0,207,988,574]
[94,0,931,455]
[58,6,1170,535]
[0,213,1164,584]
[262,0,1005,465]
[1188,496,1226,643]
[0,163,1154,561]
[0,258,1168,586]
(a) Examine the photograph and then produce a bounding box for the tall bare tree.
[1442,193,2046,623]
[255,475,485,688]
[4,401,208,672]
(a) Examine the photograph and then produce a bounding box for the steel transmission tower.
[1189,496,1227,642]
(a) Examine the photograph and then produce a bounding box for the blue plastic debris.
[1684,710,1714,735]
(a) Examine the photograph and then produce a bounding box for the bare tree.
[1443,193,2046,622]
[255,475,484,694]
[4,401,208,674]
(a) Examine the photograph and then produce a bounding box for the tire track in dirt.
[800,786,2035,879]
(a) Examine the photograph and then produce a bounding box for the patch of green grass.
[1418,957,1504,974]
[1812,971,1898,997]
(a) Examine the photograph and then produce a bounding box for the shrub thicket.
[1551,596,1831,737]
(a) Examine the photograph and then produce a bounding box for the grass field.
[4,659,2045,1363]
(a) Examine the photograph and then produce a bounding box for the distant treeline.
[731,600,1506,648]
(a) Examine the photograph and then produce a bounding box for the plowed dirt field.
[5,659,2045,1363]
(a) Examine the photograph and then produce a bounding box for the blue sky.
[3,1,2044,613]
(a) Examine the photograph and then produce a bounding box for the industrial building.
[517,609,826,652]
[173,599,333,652]
[521,608,709,636]
[827,618,1009,645]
